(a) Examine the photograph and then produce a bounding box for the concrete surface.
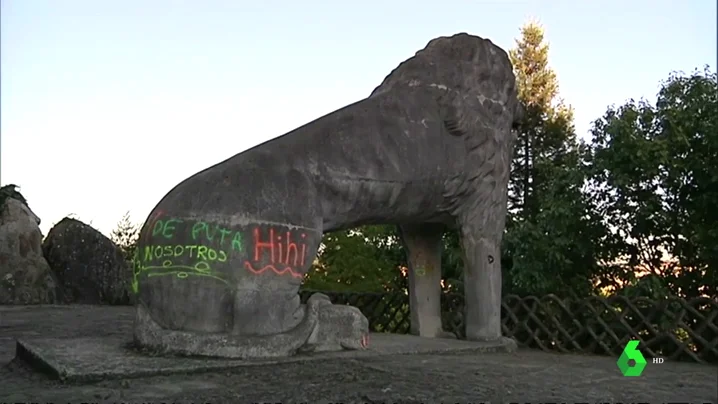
[1,305,716,403]
[14,332,515,383]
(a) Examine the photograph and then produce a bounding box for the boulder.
[0,188,57,305]
[43,218,133,305]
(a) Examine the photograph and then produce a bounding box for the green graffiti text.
[143,244,228,263]
[131,244,229,293]
[152,218,183,239]
[190,221,243,252]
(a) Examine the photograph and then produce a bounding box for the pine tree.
[110,211,140,261]
[502,22,605,296]
[508,22,577,221]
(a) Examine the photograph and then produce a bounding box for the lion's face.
[371,33,522,136]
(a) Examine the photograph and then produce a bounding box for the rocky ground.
[1,305,716,403]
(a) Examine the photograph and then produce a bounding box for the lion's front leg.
[458,217,503,341]
[399,223,454,338]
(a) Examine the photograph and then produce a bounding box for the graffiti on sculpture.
[132,212,245,292]
[148,214,243,252]
[130,33,520,359]
[189,220,243,252]
[132,245,231,293]
[243,227,307,279]
[132,214,313,291]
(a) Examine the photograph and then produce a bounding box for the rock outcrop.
[43,218,132,305]
[0,186,57,304]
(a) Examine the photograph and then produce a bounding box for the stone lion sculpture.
[132,32,522,358]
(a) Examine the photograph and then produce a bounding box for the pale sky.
[1,0,715,237]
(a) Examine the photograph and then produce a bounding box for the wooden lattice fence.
[299,290,718,364]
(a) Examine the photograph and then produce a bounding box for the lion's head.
[370,33,523,139]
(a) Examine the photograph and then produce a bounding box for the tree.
[508,22,574,220]
[110,211,140,262]
[585,67,717,298]
[304,225,406,292]
[492,22,607,297]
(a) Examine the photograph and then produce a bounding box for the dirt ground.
[1,305,716,404]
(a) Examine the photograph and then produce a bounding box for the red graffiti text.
[243,227,308,278]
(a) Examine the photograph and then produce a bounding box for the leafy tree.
[491,22,604,297]
[585,67,717,298]
[110,211,140,262]
[508,22,573,220]
[304,225,406,292]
